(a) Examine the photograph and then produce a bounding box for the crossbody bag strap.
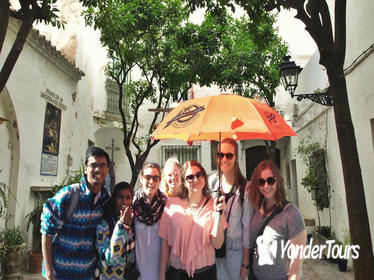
[259,200,289,236]
[254,199,289,247]
[249,200,289,272]
[226,194,235,223]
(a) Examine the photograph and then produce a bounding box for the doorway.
[245,146,280,180]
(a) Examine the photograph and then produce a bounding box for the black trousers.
[166,265,216,280]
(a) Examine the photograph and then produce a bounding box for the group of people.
[41,139,306,280]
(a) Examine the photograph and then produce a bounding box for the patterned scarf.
[132,189,167,226]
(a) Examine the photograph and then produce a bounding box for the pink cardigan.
[159,196,227,276]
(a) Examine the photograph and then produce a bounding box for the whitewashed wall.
[0,19,86,249]
[278,0,374,257]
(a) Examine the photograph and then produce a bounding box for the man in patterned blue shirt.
[41,146,111,280]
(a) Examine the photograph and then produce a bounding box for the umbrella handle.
[216,134,223,215]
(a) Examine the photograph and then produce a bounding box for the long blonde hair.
[161,158,182,197]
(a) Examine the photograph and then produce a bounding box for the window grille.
[105,80,129,116]
[161,145,201,166]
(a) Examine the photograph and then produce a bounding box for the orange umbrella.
[152,94,296,142]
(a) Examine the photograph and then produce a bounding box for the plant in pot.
[337,231,350,272]
[0,169,10,219]
[25,192,49,274]
[25,167,84,273]
[0,226,26,280]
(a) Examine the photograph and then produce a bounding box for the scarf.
[132,189,167,226]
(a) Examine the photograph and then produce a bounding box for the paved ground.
[303,258,353,279]
[20,258,354,280]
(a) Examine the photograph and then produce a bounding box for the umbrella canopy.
[152,94,296,142]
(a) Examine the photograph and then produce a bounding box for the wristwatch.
[241,264,250,269]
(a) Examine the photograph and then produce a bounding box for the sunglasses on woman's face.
[217,152,234,160]
[259,176,277,187]
[185,171,204,183]
[143,175,160,183]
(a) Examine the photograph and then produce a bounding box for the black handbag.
[215,238,227,258]
[123,262,140,280]
[215,190,235,258]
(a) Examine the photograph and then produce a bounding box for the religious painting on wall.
[42,102,61,155]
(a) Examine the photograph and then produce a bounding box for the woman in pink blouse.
[159,160,227,280]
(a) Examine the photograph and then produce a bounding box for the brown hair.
[249,160,285,210]
[179,160,211,199]
[138,162,161,188]
[219,138,247,204]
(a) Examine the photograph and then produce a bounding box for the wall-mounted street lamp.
[280,56,333,106]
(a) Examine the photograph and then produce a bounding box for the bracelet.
[118,220,130,230]
[241,264,250,269]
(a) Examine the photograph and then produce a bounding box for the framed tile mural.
[40,102,61,175]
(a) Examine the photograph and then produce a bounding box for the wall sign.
[40,89,67,111]
[40,102,61,176]
[40,153,58,176]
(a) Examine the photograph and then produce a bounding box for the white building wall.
[0,18,86,246]
[280,0,374,256]
[344,0,374,248]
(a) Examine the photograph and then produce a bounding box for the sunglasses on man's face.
[217,152,234,160]
[185,171,204,183]
[259,176,277,187]
[143,175,160,183]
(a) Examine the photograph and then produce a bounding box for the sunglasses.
[185,171,204,183]
[217,152,234,160]
[143,175,160,182]
[259,176,277,187]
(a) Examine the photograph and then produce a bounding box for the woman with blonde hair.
[159,160,227,280]
[209,138,253,280]
[161,158,183,197]
[248,160,306,280]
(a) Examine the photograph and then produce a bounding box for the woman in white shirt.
[133,162,167,280]
[209,138,254,280]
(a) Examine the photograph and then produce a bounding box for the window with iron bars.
[106,59,131,116]
[105,80,129,116]
[161,145,201,166]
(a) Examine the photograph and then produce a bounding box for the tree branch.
[0,14,34,94]
[334,0,346,67]
[9,9,24,20]
[0,1,10,54]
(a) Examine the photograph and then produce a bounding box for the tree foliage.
[0,0,63,94]
[82,0,287,187]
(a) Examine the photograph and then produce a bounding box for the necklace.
[260,200,276,217]
[187,197,202,209]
